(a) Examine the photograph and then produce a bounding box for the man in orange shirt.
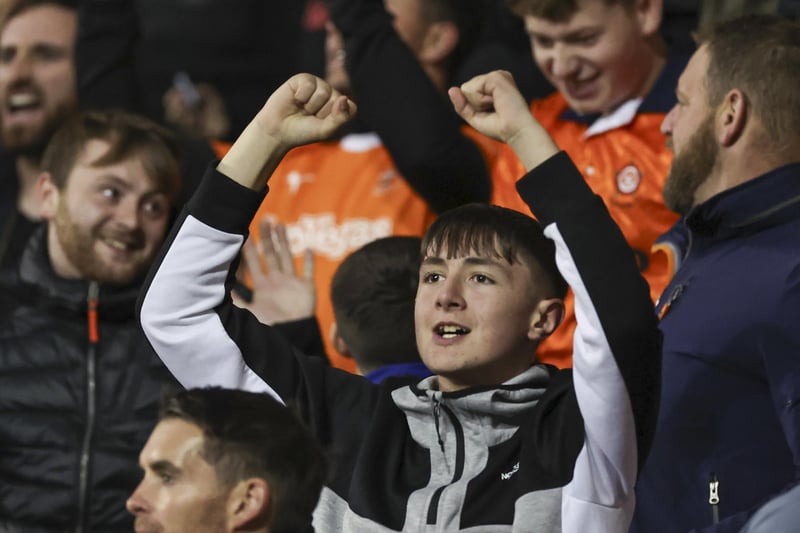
[493,0,683,366]
[246,0,496,371]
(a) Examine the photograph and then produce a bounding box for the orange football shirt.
[492,92,680,368]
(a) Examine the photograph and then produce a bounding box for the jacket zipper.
[426,402,465,525]
[657,282,685,320]
[76,282,100,533]
[709,472,720,524]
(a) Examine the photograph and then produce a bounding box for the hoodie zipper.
[426,401,465,525]
[76,282,99,533]
[709,473,720,524]
[433,398,445,454]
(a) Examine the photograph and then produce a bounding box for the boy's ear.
[227,478,271,530]
[329,322,351,357]
[419,20,459,65]
[38,172,60,221]
[527,298,564,342]
[634,0,663,37]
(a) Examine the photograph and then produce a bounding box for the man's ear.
[419,20,459,65]
[717,89,747,147]
[527,298,564,342]
[227,478,271,531]
[634,0,663,37]
[329,322,351,358]
[37,172,59,221]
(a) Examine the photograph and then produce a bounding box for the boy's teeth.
[438,325,467,337]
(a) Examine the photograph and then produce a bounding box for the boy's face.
[43,139,172,286]
[414,246,543,392]
[127,418,230,533]
[524,0,659,115]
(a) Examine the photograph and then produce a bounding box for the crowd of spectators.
[1,0,799,531]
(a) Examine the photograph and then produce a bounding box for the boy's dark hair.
[331,236,422,373]
[506,0,635,22]
[40,109,182,198]
[421,203,568,299]
[697,14,800,154]
[160,387,327,533]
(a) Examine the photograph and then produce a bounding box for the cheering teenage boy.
[139,71,660,532]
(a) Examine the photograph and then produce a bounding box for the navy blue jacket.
[632,163,800,533]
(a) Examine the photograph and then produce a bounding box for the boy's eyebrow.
[463,257,505,267]
[422,256,447,266]
[422,256,506,267]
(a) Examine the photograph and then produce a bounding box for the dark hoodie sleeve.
[325,0,491,212]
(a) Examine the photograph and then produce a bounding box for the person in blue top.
[330,236,433,383]
[631,13,800,533]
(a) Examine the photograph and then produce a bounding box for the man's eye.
[575,34,600,46]
[532,36,553,49]
[142,199,167,217]
[101,187,120,200]
[0,49,15,64]
[35,47,65,62]
[160,472,175,484]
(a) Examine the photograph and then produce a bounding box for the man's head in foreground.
[127,387,328,533]
[661,14,800,215]
[415,203,567,392]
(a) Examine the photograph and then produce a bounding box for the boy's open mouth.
[435,323,471,339]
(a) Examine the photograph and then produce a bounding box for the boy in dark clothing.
[139,72,660,531]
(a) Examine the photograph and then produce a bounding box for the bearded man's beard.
[663,115,719,215]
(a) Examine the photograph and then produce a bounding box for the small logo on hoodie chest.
[500,462,520,480]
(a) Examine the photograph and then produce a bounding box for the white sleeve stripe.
[542,223,637,530]
[140,215,283,404]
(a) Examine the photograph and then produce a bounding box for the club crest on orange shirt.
[616,163,642,194]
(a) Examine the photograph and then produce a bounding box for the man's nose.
[549,44,578,79]
[3,54,33,83]
[126,481,148,515]
[661,105,676,136]
[115,198,142,229]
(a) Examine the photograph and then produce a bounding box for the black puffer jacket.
[0,228,177,532]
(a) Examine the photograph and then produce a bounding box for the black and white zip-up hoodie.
[138,152,661,532]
